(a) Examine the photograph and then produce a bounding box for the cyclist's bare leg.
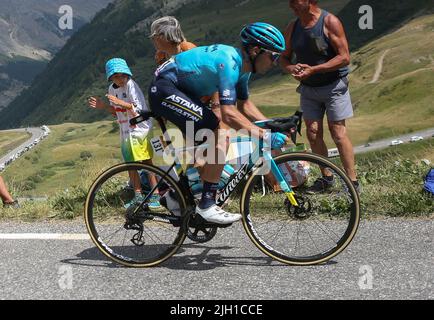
[328,120,357,181]
[199,124,229,183]
[194,123,242,224]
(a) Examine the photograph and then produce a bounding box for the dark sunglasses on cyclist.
[270,52,281,65]
[259,49,281,65]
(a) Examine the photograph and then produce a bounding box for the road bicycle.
[84,111,360,267]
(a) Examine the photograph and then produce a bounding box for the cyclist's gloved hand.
[264,131,289,149]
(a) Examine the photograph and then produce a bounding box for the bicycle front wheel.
[84,162,187,267]
[241,152,360,266]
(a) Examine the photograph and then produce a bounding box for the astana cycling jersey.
[108,79,153,161]
[155,44,252,106]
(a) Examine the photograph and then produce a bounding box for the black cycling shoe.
[306,177,335,194]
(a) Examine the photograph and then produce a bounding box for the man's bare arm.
[280,21,301,76]
[312,15,350,74]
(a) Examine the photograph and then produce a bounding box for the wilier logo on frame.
[58,5,74,30]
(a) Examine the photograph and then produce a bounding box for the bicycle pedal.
[189,214,232,229]
[209,222,233,229]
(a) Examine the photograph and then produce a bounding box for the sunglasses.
[259,49,281,65]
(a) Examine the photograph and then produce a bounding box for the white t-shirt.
[108,79,153,139]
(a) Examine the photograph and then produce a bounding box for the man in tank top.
[280,0,360,194]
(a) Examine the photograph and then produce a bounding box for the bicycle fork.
[265,152,299,207]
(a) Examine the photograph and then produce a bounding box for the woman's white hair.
[150,16,186,44]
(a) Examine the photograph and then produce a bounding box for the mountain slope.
[0,0,433,129]
[338,0,434,50]
[0,0,351,128]
[248,12,434,144]
[0,0,112,111]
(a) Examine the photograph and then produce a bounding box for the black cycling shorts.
[148,77,219,136]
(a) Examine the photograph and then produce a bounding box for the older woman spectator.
[150,16,197,66]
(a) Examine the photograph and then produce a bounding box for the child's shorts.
[121,132,153,162]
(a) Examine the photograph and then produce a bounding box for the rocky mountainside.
[1,0,433,128]
[0,0,112,111]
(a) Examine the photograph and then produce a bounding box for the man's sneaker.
[3,200,20,209]
[306,177,335,194]
[353,181,362,195]
[196,205,242,225]
[123,194,146,210]
[148,194,164,211]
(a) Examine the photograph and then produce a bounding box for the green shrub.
[51,186,88,219]
[80,151,93,161]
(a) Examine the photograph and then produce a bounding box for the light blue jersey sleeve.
[213,46,251,105]
[236,73,251,101]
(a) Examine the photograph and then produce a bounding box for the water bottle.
[186,165,236,196]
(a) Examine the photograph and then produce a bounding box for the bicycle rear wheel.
[84,162,187,267]
[241,152,360,266]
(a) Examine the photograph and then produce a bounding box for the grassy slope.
[0,131,31,156]
[354,138,434,216]
[0,0,350,129]
[349,14,434,142]
[1,122,122,197]
[250,13,434,146]
[1,120,433,218]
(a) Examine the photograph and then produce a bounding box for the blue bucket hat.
[105,58,133,81]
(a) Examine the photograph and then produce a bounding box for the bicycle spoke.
[85,163,186,267]
[242,152,360,265]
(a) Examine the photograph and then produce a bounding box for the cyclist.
[148,22,289,225]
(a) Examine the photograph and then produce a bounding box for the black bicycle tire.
[240,152,361,266]
[84,162,188,268]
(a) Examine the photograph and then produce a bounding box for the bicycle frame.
[137,117,300,211]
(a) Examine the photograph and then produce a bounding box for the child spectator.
[88,58,161,209]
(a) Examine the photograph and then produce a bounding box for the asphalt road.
[353,127,434,155]
[0,218,432,300]
[0,127,45,166]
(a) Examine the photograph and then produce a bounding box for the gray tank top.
[291,10,349,87]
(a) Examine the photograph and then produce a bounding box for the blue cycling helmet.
[240,22,286,53]
[105,58,133,81]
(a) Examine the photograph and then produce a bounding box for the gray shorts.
[297,77,354,122]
